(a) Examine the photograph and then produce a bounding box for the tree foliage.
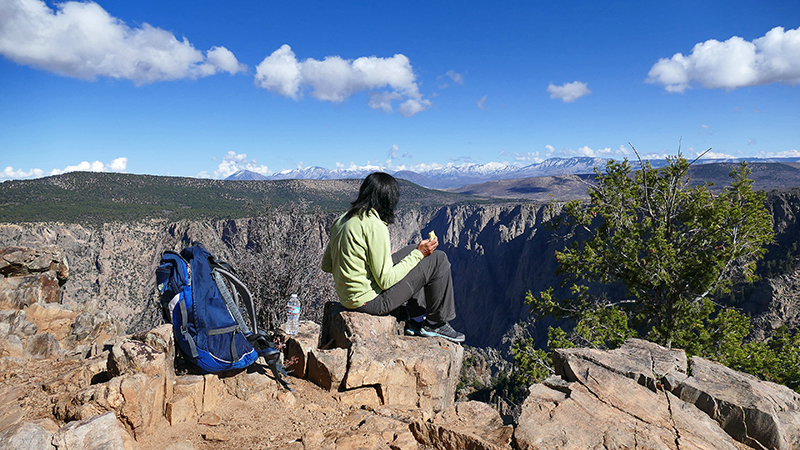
[533,151,773,347]
[513,150,799,391]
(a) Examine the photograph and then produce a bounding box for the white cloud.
[700,151,736,159]
[0,0,245,84]
[1,156,129,181]
[388,145,399,159]
[368,92,402,113]
[757,149,800,158]
[212,151,270,179]
[108,157,128,171]
[254,45,430,116]
[701,124,711,129]
[748,139,757,145]
[446,70,464,85]
[436,70,464,89]
[647,26,800,92]
[477,94,488,110]
[205,46,247,76]
[2,166,45,180]
[547,81,592,102]
[50,157,129,176]
[398,98,432,117]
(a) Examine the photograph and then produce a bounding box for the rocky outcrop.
[515,339,800,450]
[0,221,236,335]
[410,401,514,450]
[52,412,135,450]
[674,356,800,450]
[0,246,68,309]
[0,247,474,449]
[0,245,122,362]
[2,288,799,449]
[287,302,465,413]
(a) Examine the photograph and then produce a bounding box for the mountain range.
[226,157,608,188]
[226,156,800,189]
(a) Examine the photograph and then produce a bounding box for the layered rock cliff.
[2,190,800,348]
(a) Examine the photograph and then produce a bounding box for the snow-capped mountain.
[225,156,800,189]
[228,157,609,189]
[226,170,268,181]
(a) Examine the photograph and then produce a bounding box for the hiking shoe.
[404,320,422,336]
[420,322,465,343]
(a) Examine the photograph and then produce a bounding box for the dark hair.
[346,172,399,224]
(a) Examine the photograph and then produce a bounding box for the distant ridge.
[252,156,800,189]
[0,172,485,224]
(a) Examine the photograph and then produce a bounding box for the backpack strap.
[178,293,199,358]
[212,266,259,336]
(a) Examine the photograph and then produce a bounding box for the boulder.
[318,301,400,349]
[0,272,61,308]
[552,337,688,392]
[516,339,800,450]
[8,310,37,337]
[411,401,513,450]
[516,373,741,450]
[26,333,63,360]
[0,421,55,450]
[345,332,463,411]
[283,320,321,378]
[24,303,79,341]
[318,302,463,412]
[51,411,134,450]
[116,372,168,438]
[69,310,123,346]
[167,375,205,425]
[306,347,347,391]
[108,339,166,378]
[0,334,24,359]
[202,374,224,413]
[673,356,800,450]
[55,327,174,438]
[336,387,383,408]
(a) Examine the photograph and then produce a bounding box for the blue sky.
[1,0,799,180]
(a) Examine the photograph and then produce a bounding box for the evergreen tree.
[516,149,781,386]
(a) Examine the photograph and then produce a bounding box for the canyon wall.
[2,192,799,348]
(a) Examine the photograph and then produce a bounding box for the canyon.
[1,188,799,349]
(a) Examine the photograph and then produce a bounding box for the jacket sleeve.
[321,242,332,273]
[365,217,423,290]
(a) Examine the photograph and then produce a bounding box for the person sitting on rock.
[321,172,465,343]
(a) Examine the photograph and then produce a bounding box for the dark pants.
[354,245,456,324]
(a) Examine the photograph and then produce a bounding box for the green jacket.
[322,208,423,309]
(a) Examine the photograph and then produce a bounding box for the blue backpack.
[156,243,289,387]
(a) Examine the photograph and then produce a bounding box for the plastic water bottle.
[285,294,300,335]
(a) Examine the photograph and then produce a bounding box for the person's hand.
[417,236,438,256]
